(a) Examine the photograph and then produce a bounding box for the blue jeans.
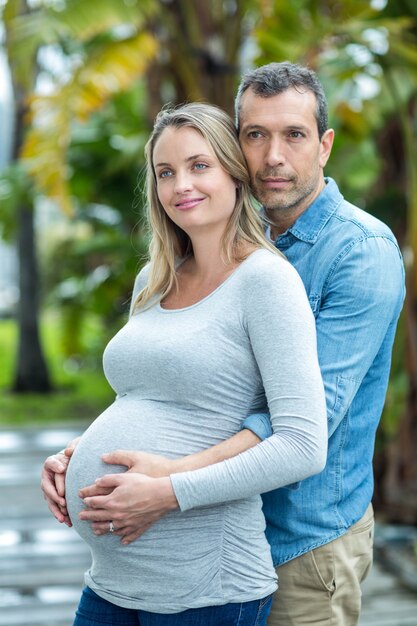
[73,586,272,626]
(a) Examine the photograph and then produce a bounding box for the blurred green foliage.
[0,0,416,462]
[0,314,115,425]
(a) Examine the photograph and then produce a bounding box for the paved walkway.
[0,426,88,626]
[1,425,417,626]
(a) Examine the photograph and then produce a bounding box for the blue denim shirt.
[243,178,405,566]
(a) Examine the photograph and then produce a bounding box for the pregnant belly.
[64,397,273,609]
[65,396,228,543]
[65,398,229,604]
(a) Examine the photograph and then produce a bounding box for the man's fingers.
[44,496,71,526]
[78,484,113,499]
[102,451,172,478]
[40,446,77,526]
[102,450,134,468]
[55,472,66,498]
[44,453,69,474]
[64,436,81,457]
[40,453,69,504]
[58,501,69,516]
[44,496,65,521]
[41,472,66,508]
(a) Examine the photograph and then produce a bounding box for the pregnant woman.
[62,102,327,625]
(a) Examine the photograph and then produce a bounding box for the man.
[42,62,405,625]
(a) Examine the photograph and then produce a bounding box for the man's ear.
[319,128,334,169]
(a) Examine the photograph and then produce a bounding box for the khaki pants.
[268,504,374,626]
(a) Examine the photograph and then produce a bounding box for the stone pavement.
[359,560,417,626]
[1,425,417,626]
[0,425,89,626]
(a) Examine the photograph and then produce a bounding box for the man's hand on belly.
[76,430,261,544]
[40,436,81,526]
[78,472,179,544]
[101,449,176,478]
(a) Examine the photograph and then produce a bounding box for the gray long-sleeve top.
[65,248,327,613]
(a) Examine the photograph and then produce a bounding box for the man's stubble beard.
[253,175,317,212]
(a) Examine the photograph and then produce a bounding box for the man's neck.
[266,177,327,240]
[266,207,304,241]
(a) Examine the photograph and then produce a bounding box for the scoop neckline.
[157,248,266,313]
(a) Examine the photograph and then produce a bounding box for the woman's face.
[152,126,237,237]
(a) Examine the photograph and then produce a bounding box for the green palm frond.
[3,0,159,215]
[21,31,158,214]
[53,0,157,42]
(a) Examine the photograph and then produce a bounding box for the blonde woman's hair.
[134,102,282,310]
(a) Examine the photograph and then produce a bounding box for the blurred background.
[1,0,417,623]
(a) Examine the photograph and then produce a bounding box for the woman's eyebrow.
[154,154,212,168]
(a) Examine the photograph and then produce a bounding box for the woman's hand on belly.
[78,472,179,544]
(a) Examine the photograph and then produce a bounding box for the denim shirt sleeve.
[316,235,404,437]
[242,235,405,442]
[240,412,273,440]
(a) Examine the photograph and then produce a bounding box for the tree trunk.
[5,0,53,393]
[13,202,52,392]
[151,0,245,115]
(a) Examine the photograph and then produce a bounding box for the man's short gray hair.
[235,61,328,138]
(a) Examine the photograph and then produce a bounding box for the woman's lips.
[174,197,205,210]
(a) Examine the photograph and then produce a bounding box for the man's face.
[238,87,333,223]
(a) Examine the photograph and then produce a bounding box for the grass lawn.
[0,312,116,427]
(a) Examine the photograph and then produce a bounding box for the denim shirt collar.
[270,178,343,245]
